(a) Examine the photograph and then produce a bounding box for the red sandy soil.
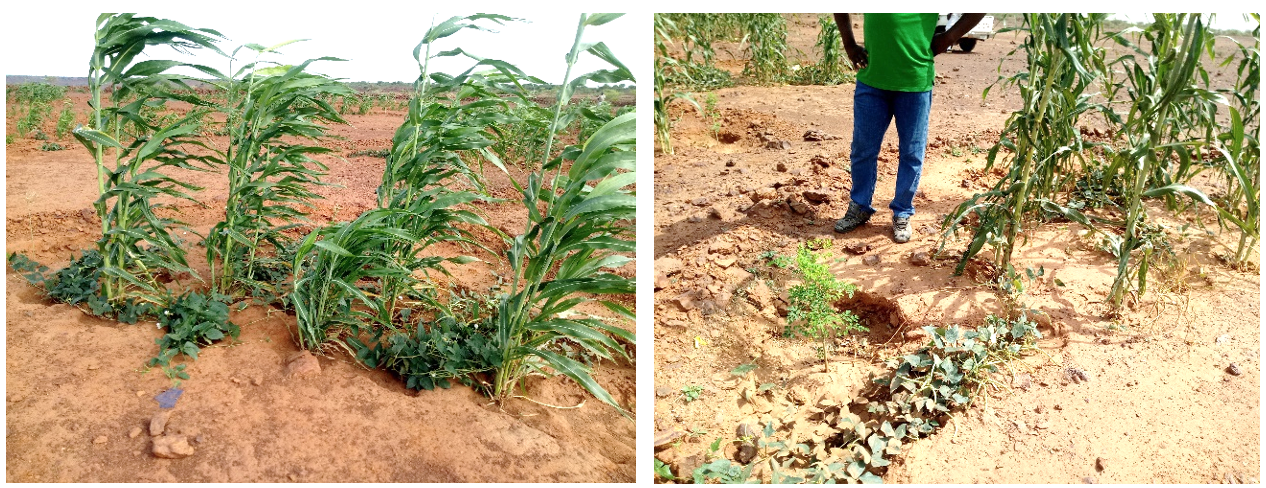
[653,14,1258,484]
[5,93,635,482]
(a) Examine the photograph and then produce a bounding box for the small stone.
[1012,374,1033,390]
[1095,457,1107,472]
[708,206,733,221]
[93,435,108,445]
[192,434,206,445]
[654,429,685,448]
[151,435,195,459]
[251,376,263,386]
[751,187,778,203]
[286,351,322,378]
[1034,405,1045,414]
[788,198,809,214]
[714,256,737,268]
[1082,477,1097,484]
[686,214,704,223]
[289,474,298,481]
[150,410,172,437]
[656,257,684,276]
[87,364,100,371]
[909,251,932,266]
[726,159,736,167]
[844,242,870,255]
[655,386,675,398]
[1054,404,1063,410]
[654,273,671,290]
[1227,363,1243,376]
[1037,421,1051,430]
[802,189,831,203]
[776,161,788,172]
[904,328,928,342]
[767,140,792,150]
[863,255,880,266]
[691,197,710,206]
[128,427,142,439]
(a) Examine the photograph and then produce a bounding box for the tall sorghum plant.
[75,14,224,304]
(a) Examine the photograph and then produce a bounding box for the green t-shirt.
[858,13,939,92]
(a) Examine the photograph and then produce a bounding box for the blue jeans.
[849,81,932,218]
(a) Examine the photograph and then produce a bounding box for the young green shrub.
[147,291,240,367]
[785,245,861,371]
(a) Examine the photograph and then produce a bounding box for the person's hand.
[930,32,954,55]
[845,42,868,69]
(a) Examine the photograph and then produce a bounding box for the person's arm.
[834,13,868,69]
[931,13,986,55]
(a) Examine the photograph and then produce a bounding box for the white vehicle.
[936,14,995,53]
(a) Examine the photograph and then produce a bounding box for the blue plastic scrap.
[154,388,183,409]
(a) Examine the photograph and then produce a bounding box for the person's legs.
[835,82,893,233]
[888,89,932,219]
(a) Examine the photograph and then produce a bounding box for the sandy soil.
[5,94,636,482]
[653,14,1258,484]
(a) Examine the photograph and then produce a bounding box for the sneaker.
[834,201,873,234]
[892,215,912,243]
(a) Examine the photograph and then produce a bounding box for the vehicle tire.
[958,38,977,53]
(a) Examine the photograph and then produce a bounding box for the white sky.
[2,11,643,85]
[1111,13,1259,31]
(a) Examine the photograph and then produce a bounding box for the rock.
[904,327,928,342]
[654,429,685,448]
[750,187,778,203]
[657,257,684,276]
[655,386,675,398]
[128,427,143,439]
[714,256,737,268]
[809,154,833,168]
[788,197,809,215]
[150,410,172,437]
[910,251,932,266]
[726,159,736,167]
[285,351,321,378]
[676,453,706,481]
[672,292,700,312]
[1012,373,1033,390]
[192,434,206,445]
[746,282,774,309]
[691,197,710,206]
[152,435,195,459]
[767,140,792,150]
[708,206,734,221]
[844,242,870,255]
[686,214,704,223]
[776,161,789,172]
[709,240,735,255]
[736,443,758,464]
[1037,421,1051,430]
[251,376,263,386]
[1227,363,1243,376]
[655,273,671,290]
[1095,457,1107,472]
[93,435,108,445]
[1082,477,1097,484]
[863,255,880,266]
[802,189,831,203]
[803,130,839,141]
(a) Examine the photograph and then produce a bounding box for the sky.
[2,11,645,85]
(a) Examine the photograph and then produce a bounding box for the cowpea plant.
[204,41,351,300]
[491,13,636,415]
[74,14,224,305]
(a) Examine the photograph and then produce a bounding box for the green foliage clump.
[149,291,240,367]
[356,315,502,392]
[40,142,64,151]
